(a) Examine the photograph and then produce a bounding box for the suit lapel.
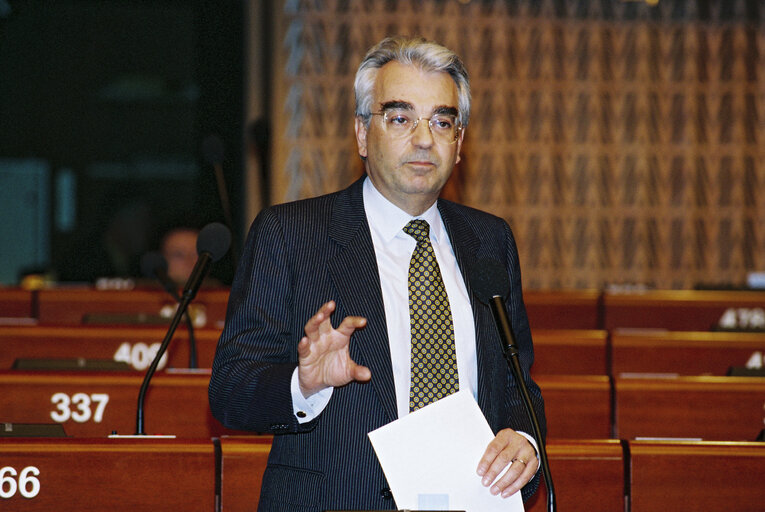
[327,178,398,423]
[438,200,504,431]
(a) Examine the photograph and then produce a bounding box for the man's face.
[162,229,198,285]
[355,61,464,215]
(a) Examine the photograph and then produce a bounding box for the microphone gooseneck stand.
[160,282,198,369]
[135,222,231,435]
[140,251,198,368]
[488,295,556,512]
[471,257,556,512]
[135,287,197,435]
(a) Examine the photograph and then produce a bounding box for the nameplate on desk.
[726,366,765,377]
[12,358,131,371]
[1,423,67,437]
[83,312,170,325]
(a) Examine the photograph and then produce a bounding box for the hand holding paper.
[478,428,538,498]
[368,390,525,512]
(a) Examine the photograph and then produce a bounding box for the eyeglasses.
[371,109,462,144]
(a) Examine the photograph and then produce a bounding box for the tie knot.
[403,219,430,243]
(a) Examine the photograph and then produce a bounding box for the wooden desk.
[0,325,222,371]
[0,288,34,318]
[525,439,624,512]
[602,289,765,331]
[531,329,609,375]
[536,375,613,438]
[218,436,273,511]
[217,437,624,512]
[628,440,765,511]
[0,437,216,510]
[524,290,602,330]
[36,287,230,328]
[0,370,246,437]
[611,329,765,376]
[614,375,765,440]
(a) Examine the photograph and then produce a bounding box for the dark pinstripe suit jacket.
[209,176,545,511]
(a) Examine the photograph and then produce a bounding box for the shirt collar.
[363,176,446,244]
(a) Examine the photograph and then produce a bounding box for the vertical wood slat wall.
[267,0,765,290]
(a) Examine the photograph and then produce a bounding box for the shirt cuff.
[290,367,333,423]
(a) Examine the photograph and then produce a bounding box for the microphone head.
[196,222,231,262]
[202,134,225,165]
[140,251,168,279]
[470,257,510,304]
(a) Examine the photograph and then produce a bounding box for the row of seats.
[1,324,761,377]
[1,288,763,442]
[2,286,763,509]
[2,286,764,330]
[2,369,763,441]
[533,328,764,376]
[1,436,763,511]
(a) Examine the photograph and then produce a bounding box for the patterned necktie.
[403,219,459,412]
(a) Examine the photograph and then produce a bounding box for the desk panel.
[536,375,612,438]
[0,288,34,318]
[531,330,609,375]
[0,438,215,510]
[36,287,230,328]
[611,330,765,376]
[524,290,601,330]
[603,290,765,331]
[0,371,246,437]
[615,376,765,440]
[0,325,221,370]
[218,436,273,511]
[629,440,765,511]
[526,439,624,512]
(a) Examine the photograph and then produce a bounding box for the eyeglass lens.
[382,110,460,143]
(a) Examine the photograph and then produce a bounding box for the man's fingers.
[479,448,514,490]
[298,302,370,394]
[306,301,335,324]
[336,315,367,336]
[297,336,312,358]
[477,430,537,498]
[351,363,372,382]
[493,456,537,498]
[476,431,512,479]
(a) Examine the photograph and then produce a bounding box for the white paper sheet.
[368,390,525,512]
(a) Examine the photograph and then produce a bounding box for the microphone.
[135,223,231,435]
[470,258,518,358]
[470,258,556,512]
[183,222,231,301]
[140,251,198,368]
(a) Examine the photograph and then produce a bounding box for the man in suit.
[209,36,546,512]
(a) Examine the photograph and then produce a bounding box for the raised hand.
[297,301,371,397]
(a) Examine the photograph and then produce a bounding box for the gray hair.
[354,36,471,128]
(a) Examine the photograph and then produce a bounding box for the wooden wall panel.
[267,0,765,290]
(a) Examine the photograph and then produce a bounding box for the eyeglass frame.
[369,109,463,144]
